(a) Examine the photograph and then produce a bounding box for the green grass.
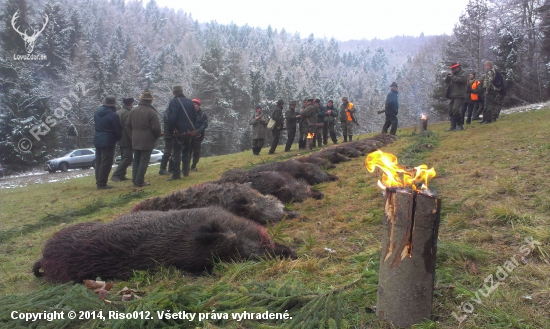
[1,110,550,328]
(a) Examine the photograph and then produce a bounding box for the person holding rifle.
[377,82,399,135]
[166,85,198,180]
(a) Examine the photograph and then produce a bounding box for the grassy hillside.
[1,108,550,328]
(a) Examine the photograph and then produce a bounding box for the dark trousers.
[269,130,281,153]
[382,114,398,135]
[473,102,484,119]
[285,126,296,151]
[132,149,152,186]
[313,126,322,147]
[160,138,173,171]
[189,137,203,167]
[449,98,464,127]
[323,122,337,144]
[95,146,115,187]
[112,146,133,179]
[460,102,474,124]
[252,138,265,155]
[483,92,495,122]
[172,136,192,177]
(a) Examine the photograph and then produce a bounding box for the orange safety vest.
[346,102,354,121]
[471,81,479,101]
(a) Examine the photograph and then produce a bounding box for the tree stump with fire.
[366,150,441,328]
[420,113,428,132]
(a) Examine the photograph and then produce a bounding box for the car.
[115,149,163,164]
[44,148,96,173]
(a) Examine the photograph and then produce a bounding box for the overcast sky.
[155,0,471,41]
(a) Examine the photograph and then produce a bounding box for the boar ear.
[194,222,225,246]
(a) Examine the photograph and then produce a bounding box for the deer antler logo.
[11,10,49,54]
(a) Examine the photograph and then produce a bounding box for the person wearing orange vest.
[339,96,356,142]
[461,73,481,125]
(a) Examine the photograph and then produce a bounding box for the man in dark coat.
[284,100,300,152]
[93,95,123,190]
[250,105,268,155]
[298,98,308,149]
[268,99,285,154]
[189,98,208,170]
[444,62,468,131]
[128,91,162,187]
[166,85,198,179]
[323,100,339,144]
[111,97,134,182]
[379,82,399,135]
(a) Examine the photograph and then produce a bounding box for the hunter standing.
[111,97,134,182]
[158,109,173,175]
[380,82,399,135]
[268,99,285,154]
[284,100,300,152]
[323,100,339,144]
[166,85,198,179]
[189,98,208,171]
[298,98,308,149]
[93,95,123,190]
[314,99,324,147]
[444,62,468,131]
[250,105,268,155]
[340,97,356,142]
[127,90,162,187]
[482,61,500,124]
[300,98,319,150]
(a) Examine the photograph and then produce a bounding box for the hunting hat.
[342,96,348,102]
[102,95,117,107]
[172,85,184,92]
[122,97,134,105]
[290,100,297,105]
[390,82,398,88]
[139,90,156,100]
[303,97,308,102]
[277,99,284,106]
[327,100,334,104]
[255,105,262,110]
[450,62,460,69]
[192,98,201,105]
[306,98,314,102]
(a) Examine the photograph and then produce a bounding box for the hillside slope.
[1,108,550,328]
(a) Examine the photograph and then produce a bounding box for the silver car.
[44,148,96,173]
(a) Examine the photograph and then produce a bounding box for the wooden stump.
[376,188,441,327]
[420,117,428,132]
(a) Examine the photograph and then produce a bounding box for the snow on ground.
[501,101,550,115]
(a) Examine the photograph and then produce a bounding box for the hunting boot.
[456,124,463,131]
[348,135,353,142]
[166,173,181,181]
[158,154,170,175]
[445,117,456,131]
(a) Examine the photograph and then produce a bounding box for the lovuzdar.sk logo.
[11,10,48,60]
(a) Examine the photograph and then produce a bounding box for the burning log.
[420,113,428,132]
[366,150,441,327]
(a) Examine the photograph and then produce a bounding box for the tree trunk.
[376,188,441,327]
[419,116,428,132]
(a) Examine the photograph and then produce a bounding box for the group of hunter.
[93,86,208,190]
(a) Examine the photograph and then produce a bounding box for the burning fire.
[421,113,427,120]
[365,150,436,191]
[307,133,315,139]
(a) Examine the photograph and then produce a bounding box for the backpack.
[493,70,506,95]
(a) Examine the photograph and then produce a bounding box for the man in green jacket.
[444,62,468,131]
[127,91,162,187]
[340,97,356,142]
[482,61,501,124]
[111,97,134,182]
[250,105,268,155]
[268,99,285,154]
[300,98,318,150]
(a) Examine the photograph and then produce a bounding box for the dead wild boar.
[33,207,297,283]
[248,159,338,185]
[218,170,323,203]
[295,155,337,170]
[131,182,298,224]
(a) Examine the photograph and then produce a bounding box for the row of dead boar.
[33,134,397,284]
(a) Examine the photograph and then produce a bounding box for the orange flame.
[307,133,314,139]
[365,150,436,191]
[421,113,428,120]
